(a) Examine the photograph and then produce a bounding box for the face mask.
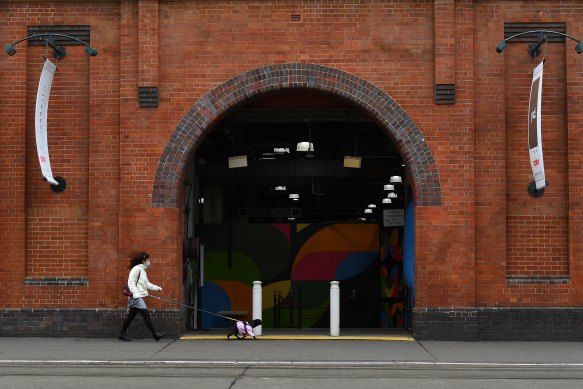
[145,260,151,268]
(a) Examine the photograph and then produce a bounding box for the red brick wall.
[474,2,583,306]
[0,0,582,320]
[505,42,568,277]
[25,48,90,278]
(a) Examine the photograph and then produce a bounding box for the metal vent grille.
[139,87,159,108]
[27,25,91,46]
[291,14,301,22]
[504,22,566,42]
[435,84,455,105]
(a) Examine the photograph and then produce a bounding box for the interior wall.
[195,223,407,329]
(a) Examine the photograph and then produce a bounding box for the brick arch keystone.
[153,63,441,208]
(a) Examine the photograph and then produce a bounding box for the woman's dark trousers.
[119,306,166,341]
[121,307,157,335]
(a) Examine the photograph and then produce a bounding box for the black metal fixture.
[496,30,583,57]
[4,33,97,59]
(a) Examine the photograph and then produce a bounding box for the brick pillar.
[138,0,159,87]
[0,23,28,307]
[434,0,456,104]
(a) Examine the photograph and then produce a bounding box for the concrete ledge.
[0,308,180,338]
[414,307,583,341]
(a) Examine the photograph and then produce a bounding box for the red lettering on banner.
[533,159,539,166]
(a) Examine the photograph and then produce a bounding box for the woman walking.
[118,252,166,341]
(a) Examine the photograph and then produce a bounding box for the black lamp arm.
[503,30,581,44]
[9,33,92,48]
[5,33,97,58]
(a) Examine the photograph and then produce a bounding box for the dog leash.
[148,295,239,322]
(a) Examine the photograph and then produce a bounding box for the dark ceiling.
[194,90,407,223]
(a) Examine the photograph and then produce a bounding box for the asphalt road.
[2,364,583,388]
[2,336,583,388]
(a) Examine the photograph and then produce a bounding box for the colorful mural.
[380,227,405,328]
[198,223,404,329]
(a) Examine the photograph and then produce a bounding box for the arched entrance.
[153,63,441,332]
[152,63,441,208]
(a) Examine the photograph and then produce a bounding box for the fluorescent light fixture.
[382,198,392,204]
[228,155,248,168]
[387,192,398,198]
[364,208,373,214]
[359,217,366,221]
[296,142,314,152]
[292,198,299,201]
[383,184,394,191]
[288,217,295,221]
[275,186,287,191]
[343,156,362,169]
[198,198,204,204]
[274,147,290,154]
[390,175,402,183]
[367,204,376,208]
[289,193,299,199]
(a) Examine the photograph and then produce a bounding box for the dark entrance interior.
[182,90,411,330]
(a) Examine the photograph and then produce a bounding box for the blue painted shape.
[403,202,415,292]
[335,252,377,280]
[201,281,232,328]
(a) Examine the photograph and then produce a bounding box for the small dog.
[227,319,262,340]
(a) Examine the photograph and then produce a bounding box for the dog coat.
[236,321,255,338]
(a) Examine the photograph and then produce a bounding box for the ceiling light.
[297,119,314,153]
[275,186,287,191]
[296,142,314,152]
[274,147,290,154]
[292,198,299,201]
[367,204,376,208]
[383,184,394,191]
[390,175,402,183]
[387,192,398,198]
[198,198,204,204]
[382,198,392,204]
[289,193,299,199]
[228,155,248,168]
[343,156,361,169]
[364,209,373,214]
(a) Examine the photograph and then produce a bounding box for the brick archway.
[153,63,441,208]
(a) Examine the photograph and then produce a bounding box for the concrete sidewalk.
[1,334,583,367]
[181,328,413,341]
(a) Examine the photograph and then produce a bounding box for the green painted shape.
[232,224,290,280]
[204,251,260,282]
[292,281,330,307]
[199,224,290,281]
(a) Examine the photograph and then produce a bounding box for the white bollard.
[330,281,340,337]
[252,281,262,336]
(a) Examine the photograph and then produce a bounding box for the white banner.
[528,60,546,190]
[35,59,59,186]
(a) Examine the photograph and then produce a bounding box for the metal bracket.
[46,36,66,60]
[527,33,547,58]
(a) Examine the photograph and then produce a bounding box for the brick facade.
[1,0,583,340]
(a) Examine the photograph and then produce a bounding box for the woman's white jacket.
[127,264,161,298]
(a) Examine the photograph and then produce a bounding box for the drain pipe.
[253,281,262,336]
[330,281,340,336]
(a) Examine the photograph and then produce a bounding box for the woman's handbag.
[121,270,141,297]
[122,284,133,297]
